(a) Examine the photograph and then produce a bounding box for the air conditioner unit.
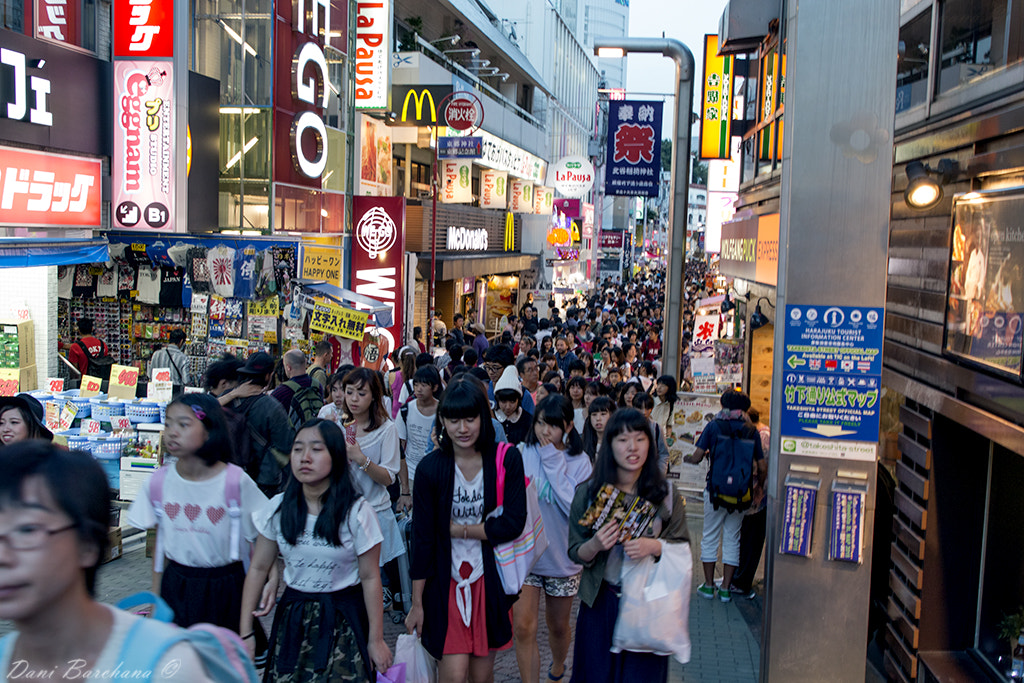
[718,0,778,55]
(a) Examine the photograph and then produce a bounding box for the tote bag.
[612,540,692,663]
[492,442,549,595]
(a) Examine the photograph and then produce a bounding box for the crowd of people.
[0,264,773,683]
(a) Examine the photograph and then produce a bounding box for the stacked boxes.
[0,321,36,392]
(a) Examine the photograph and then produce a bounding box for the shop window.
[2,0,24,34]
[897,8,932,113]
[32,0,97,51]
[937,0,1024,95]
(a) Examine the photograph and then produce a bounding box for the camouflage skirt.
[264,585,371,683]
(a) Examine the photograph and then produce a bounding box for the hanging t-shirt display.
[136,265,162,305]
[96,268,117,298]
[272,247,295,293]
[187,247,211,293]
[225,299,245,338]
[207,246,237,299]
[57,266,73,299]
[208,295,226,337]
[235,247,257,301]
[254,249,276,297]
[168,242,190,268]
[72,265,95,298]
[118,264,137,296]
[159,267,185,308]
[146,241,177,268]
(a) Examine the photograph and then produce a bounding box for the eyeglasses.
[482,363,503,374]
[0,523,76,550]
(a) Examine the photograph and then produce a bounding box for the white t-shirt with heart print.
[126,464,267,568]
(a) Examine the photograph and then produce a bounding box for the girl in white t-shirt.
[239,419,392,681]
[126,394,271,643]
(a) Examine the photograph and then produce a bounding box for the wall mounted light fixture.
[904,159,959,210]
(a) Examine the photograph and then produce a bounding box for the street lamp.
[593,37,695,379]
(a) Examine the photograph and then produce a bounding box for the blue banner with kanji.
[605,100,663,197]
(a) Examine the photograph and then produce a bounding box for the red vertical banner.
[351,196,405,351]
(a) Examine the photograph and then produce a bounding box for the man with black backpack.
[684,388,766,603]
[68,318,114,380]
[271,349,324,430]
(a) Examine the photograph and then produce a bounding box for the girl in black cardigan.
[406,376,527,682]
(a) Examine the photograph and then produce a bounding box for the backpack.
[283,379,324,430]
[114,591,260,682]
[75,340,115,380]
[148,463,247,572]
[309,365,329,397]
[223,402,257,479]
[707,420,756,512]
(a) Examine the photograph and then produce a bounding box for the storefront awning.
[294,280,394,328]
[0,238,109,268]
[417,253,537,281]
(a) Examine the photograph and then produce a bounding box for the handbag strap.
[495,442,510,507]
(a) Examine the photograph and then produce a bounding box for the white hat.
[494,366,522,397]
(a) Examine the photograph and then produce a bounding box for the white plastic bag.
[393,632,437,683]
[611,540,692,663]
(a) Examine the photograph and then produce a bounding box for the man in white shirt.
[395,366,442,511]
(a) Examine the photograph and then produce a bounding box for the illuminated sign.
[0,146,101,227]
[114,0,174,58]
[599,230,624,249]
[504,212,514,251]
[36,0,78,46]
[393,86,449,125]
[699,34,733,160]
[354,0,390,109]
[0,48,53,127]
[446,226,488,251]
[352,196,405,350]
[551,155,595,198]
[288,0,333,178]
[554,247,580,261]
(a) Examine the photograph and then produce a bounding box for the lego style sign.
[605,99,662,197]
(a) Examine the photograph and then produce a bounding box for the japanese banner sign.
[310,302,369,341]
[246,297,279,318]
[0,146,102,228]
[37,0,79,45]
[480,169,508,210]
[351,196,405,353]
[300,246,343,286]
[605,99,662,197]
[114,0,173,58]
[700,34,734,160]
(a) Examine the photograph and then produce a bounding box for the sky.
[625,0,730,139]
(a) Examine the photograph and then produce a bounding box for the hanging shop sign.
[438,136,482,159]
[310,301,369,340]
[358,114,393,195]
[480,169,508,210]
[471,130,546,185]
[533,186,554,215]
[113,0,174,58]
[692,312,720,353]
[605,99,663,198]
[720,213,778,286]
[352,196,405,350]
[441,159,473,204]
[112,61,175,231]
[392,85,451,126]
[443,91,484,132]
[354,0,390,109]
[446,226,488,251]
[553,198,581,219]
[509,179,533,213]
[699,34,734,160]
[300,245,343,286]
[0,146,101,228]
[581,202,594,240]
[551,155,595,198]
[599,230,624,249]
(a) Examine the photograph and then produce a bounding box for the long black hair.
[342,367,390,432]
[278,419,360,546]
[656,374,678,422]
[168,393,232,465]
[588,408,667,506]
[435,375,497,458]
[523,394,584,457]
[582,396,617,460]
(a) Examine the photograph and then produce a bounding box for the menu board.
[664,393,721,492]
[945,189,1024,376]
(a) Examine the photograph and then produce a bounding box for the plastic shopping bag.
[377,663,405,683]
[611,541,692,663]
[394,633,437,683]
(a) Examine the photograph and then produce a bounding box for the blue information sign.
[780,483,817,557]
[438,136,482,159]
[780,305,884,441]
[828,489,865,563]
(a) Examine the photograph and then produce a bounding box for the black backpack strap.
[75,340,93,360]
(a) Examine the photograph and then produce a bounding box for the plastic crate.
[62,390,105,418]
[56,428,91,451]
[89,435,123,458]
[91,399,126,421]
[125,400,162,424]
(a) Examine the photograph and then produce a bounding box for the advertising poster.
[605,99,663,197]
[945,190,1024,376]
[781,482,818,557]
[441,159,473,203]
[663,393,721,492]
[485,277,517,332]
[480,169,508,210]
[112,61,175,231]
[534,186,554,215]
[510,178,534,213]
[358,114,393,196]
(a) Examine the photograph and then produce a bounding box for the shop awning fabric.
[294,280,394,329]
[0,238,110,267]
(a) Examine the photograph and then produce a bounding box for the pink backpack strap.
[495,442,510,507]
[148,465,171,573]
[224,464,245,569]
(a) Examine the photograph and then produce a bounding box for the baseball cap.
[237,352,276,377]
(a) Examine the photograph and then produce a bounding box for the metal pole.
[594,37,694,379]
[428,128,438,353]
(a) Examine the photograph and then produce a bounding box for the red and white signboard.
[550,155,595,198]
[0,146,102,227]
[581,202,595,239]
[480,169,507,210]
[509,179,533,214]
[534,186,554,215]
[352,196,405,350]
[354,0,390,109]
[441,160,472,204]
[112,61,176,231]
[36,0,78,44]
[444,92,484,132]
[600,230,625,249]
[114,0,174,58]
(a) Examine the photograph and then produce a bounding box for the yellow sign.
[301,246,343,286]
[0,368,19,396]
[700,34,734,160]
[571,221,581,242]
[504,212,514,252]
[247,296,280,318]
[80,375,103,397]
[309,303,369,341]
[108,364,139,400]
[401,88,437,125]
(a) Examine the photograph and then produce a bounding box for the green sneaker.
[697,583,716,600]
[719,587,732,603]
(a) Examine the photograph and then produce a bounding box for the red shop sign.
[0,146,102,227]
[114,0,174,59]
[351,196,405,350]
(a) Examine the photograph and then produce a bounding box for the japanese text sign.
[599,230,624,249]
[354,0,390,109]
[828,488,865,563]
[113,61,176,231]
[700,34,734,160]
[246,297,280,318]
[58,401,77,431]
[309,302,369,341]
[605,99,662,197]
[114,0,174,58]
[533,186,554,215]
[0,146,101,228]
[692,313,720,352]
[438,136,482,159]
[108,364,139,400]
[780,305,884,442]
[79,375,102,397]
[37,0,80,45]
[300,246,343,286]
[780,482,817,557]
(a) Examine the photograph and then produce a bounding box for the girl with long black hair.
[567,409,690,683]
[240,419,392,681]
[581,396,616,462]
[406,376,527,683]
